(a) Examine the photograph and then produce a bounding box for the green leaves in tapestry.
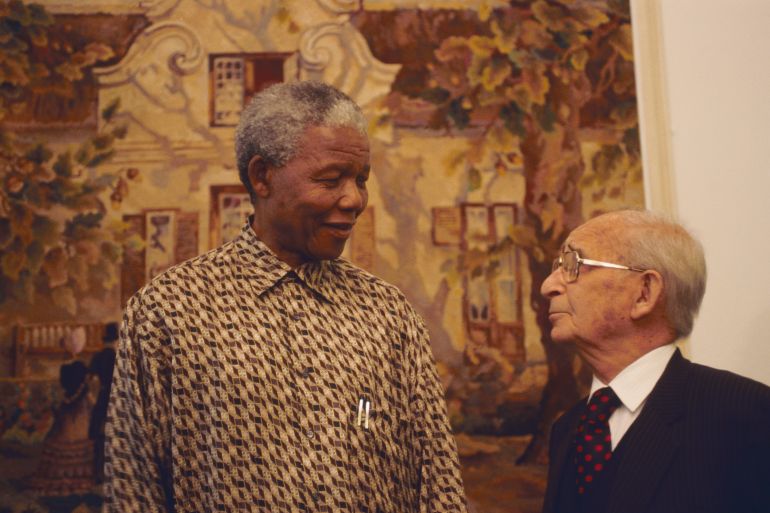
[380,1,641,247]
[0,3,136,315]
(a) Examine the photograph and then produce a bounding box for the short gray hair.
[593,209,707,338]
[234,81,367,200]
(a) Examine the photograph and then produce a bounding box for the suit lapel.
[607,350,689,513]
[543,402,583,513]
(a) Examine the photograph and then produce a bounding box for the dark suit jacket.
[543,349,770,513]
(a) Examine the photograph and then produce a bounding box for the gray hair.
[592,209,707,338]
[234,81,367,199]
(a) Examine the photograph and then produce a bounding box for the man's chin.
[549,328,574,343]
[308,241,347,262]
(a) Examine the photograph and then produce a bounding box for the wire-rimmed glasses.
[552,250,645,283]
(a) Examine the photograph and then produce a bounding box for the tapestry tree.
[369,0,641,462]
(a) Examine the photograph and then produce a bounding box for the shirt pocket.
[356,404,419,512]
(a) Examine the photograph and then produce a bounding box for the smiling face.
[250,125,370,267]
[540,219,640,348]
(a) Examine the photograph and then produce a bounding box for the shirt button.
[306,429,315,439]
[300,367,313,378]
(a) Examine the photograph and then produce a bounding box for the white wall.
[656,0,770,384]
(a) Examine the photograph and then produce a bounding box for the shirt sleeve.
[405,307,468,513]
[104,291,174,513]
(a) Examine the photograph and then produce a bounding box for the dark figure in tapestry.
[27,361,96,496]
[88,322,118,483]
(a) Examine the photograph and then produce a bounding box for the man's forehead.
[561,219,613,255]
[561,224,589,250]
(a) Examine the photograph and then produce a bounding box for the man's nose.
[540,266,565,298]
[338,179,366,211]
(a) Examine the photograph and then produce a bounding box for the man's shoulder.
[682,357,770,405]
[128,241,237,306]
[330,258,407,301]
[166,240,239,277]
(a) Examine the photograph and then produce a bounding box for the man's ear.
[247,155,271,198]
[630,270,665,320]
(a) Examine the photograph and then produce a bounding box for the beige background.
[633,0,770,385]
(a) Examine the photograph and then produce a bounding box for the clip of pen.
[356,397,371,429]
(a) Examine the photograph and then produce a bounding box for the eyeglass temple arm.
[579,257,644,272]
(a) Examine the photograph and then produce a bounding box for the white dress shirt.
[588,344,677,449]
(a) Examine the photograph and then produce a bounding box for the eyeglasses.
[552,250,646,283]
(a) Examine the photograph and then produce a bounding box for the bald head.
[579,210,707,338]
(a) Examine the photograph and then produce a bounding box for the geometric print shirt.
[104,224,468,513]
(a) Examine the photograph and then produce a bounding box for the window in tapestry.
[209,52,293,127]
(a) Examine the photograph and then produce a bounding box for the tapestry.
[0,1,643,511]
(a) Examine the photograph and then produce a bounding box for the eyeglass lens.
[553,251,579,282]
[563,251,578,281]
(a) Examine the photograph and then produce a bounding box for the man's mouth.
[323,222,355,238]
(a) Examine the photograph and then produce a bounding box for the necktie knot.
[585,386,621,422]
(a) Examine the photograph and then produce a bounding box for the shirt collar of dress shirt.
[233,224,340,304]
[589,343,677,414]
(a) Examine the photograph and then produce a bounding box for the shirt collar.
[589,344,677,413]
[293,259,339,303]
[233,224,341,303]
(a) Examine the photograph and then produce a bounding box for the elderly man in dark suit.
[541,209,770,513]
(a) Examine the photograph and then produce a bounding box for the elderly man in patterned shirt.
[105,81,468,513]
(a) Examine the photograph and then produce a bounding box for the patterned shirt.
[105,225,467,513]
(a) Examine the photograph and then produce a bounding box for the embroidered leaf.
[43,247,69,288]
[609,24,634,60]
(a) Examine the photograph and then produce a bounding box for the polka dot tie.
[573,386,621,495]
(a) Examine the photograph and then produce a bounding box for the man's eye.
[356,175,369,186]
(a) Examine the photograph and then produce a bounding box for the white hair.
[234,81,367,200]
[594,209,707,338]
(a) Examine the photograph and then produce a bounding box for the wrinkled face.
[256,125,370,267]
[540,220,639,347]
